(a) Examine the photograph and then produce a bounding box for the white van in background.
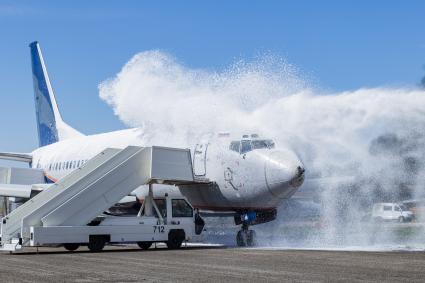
[372,203,414,223]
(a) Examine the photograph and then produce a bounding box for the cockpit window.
[230,141,240,153]
[230,139,275,154]
[240,140,252,154]
[252,139,275,150]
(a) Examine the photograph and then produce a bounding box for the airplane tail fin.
[29,41,84,147]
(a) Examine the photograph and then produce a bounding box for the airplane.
[0,42,305,246]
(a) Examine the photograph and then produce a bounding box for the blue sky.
[0,1,424,154]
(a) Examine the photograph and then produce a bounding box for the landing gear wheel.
[246,230,256,247]
[236,230,245,247]
[236,230,256,247]
[88,236,106,252]
[167,230,185,249]
[137,241,152,250]
[63,243,80,251]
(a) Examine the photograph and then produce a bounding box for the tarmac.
[0,245,424,282]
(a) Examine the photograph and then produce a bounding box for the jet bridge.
[0,146,195,251]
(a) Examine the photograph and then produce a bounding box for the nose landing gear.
[234,209,276,247]
[235,212,257,247]
[236,222,256,247]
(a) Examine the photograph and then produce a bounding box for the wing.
[0,152,32,163]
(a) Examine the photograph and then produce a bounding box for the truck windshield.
[399,204,409,211]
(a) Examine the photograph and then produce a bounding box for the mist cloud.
[99,50,425,248]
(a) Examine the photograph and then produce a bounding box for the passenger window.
[172,199,193,217]
[383,205,392,211]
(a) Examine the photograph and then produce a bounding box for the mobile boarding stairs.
[0,146,203,252]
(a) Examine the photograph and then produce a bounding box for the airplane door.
[193,143,208,176]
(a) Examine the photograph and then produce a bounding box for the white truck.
[32,194,204,252]
[372,202,414,223]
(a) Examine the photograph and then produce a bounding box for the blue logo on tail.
[30,41,59,147]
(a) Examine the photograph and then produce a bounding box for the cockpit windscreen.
[252,140,275,150]
[230,139,275,154]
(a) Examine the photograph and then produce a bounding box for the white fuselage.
[31,128,305,212]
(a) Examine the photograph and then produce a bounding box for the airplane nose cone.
[264,150,305,199]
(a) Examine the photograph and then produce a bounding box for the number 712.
[153,225,165,233]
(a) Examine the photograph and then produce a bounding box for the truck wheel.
[398,216,405,223]
[167,230,185,249]
[137,241,152,250]
[64,243,80,251]
[88,236,106,252]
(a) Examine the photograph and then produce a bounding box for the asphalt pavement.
[0,245,424,282]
